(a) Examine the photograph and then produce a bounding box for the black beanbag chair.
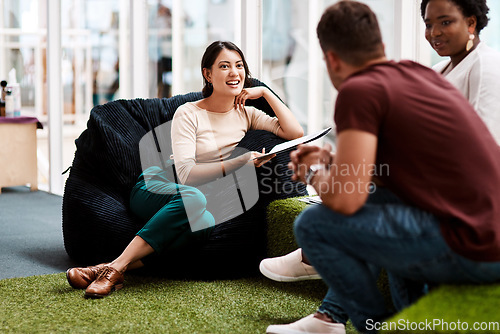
[62,79,306,277]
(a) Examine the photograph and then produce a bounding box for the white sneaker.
[266,314,345,334]
[259,248,321,282]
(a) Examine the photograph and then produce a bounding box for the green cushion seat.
[266,196,309,257]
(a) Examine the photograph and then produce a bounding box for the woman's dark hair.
[316,1,385,66]
[201,41,252,98]
[420,0,490,34]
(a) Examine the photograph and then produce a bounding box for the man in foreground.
[266,1,500,333]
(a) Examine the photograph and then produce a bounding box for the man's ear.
[202,68,212,83]
[325,51,341,71]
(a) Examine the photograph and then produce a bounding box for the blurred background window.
[1,0,499,193]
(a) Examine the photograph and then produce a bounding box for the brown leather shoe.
[84,266,124,299]
[66,263,108,289]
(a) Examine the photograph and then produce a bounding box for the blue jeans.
[294,187,500,333]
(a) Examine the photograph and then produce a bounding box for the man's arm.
[291,129,377,215]
[314,129,377,214]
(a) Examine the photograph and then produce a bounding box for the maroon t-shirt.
[335,60,500,262]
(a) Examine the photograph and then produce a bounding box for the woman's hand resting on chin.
[234,87,267,111]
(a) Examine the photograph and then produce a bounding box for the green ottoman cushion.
[383,284,500,334]
[266,197,309,257]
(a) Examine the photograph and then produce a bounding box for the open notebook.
[253,127,332,160]
[297,196,322,205]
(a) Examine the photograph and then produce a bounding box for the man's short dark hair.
[420,0,490,34]
[316,0,385,66]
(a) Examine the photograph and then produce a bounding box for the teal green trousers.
[129,166,215,254]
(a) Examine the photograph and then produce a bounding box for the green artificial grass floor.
[0,272,359,334]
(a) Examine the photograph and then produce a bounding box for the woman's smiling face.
[204,49,246,97]
[424,0,475,59]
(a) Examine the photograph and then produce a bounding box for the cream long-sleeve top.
[171,102,281,184]
[433,42,500,144]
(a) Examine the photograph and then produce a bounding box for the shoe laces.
[90,265,105,276]
[96,266,114,281]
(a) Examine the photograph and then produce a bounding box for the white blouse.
[434,42,500,144]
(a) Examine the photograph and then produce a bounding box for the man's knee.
[294,205,324,244]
